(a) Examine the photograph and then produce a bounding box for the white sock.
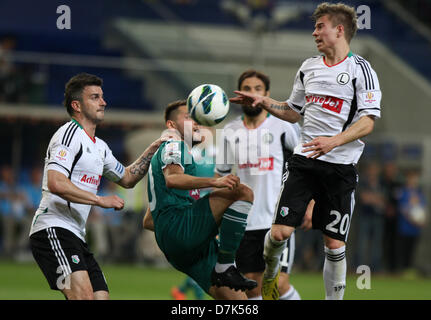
[323,246,346,300]
[279,284,301,300]
[215,262,235,273]
[263,230,287,279]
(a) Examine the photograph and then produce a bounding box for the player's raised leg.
[262,224,294,300]
[209,184,258,292]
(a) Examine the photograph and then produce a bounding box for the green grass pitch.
[0,261,430,300]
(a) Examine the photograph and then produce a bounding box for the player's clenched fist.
[214,174,240,190]
[97,195,125,210]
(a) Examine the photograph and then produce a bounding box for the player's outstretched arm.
[119,131,180,188]
[164,164,240,190]
[302,115,375,159]
[230,91,301,123]
[47,170,124,210]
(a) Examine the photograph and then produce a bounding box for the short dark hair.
[63,73,103,116]
[312,2,358,43]
[164,99,187,123]
[237,69,270,91]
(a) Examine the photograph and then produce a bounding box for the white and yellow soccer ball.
[187,84,230,127]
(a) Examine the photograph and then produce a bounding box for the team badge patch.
[71,255,80,264]
[336,72,350,85]
[55,149,68,162]
[280,207,289,217]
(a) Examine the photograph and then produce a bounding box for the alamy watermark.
[356,265,372,290]
[56,5,71,30]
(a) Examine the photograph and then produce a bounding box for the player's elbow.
[165,176,177,189]
[362,116,375,136]
[47,172,67,196]
[143,214,154,231]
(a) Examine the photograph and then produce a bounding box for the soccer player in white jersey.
[216,70,312,300]
[29,73,171,300]
[231,3,381,300]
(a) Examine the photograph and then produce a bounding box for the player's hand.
[213,174,240,190]
[230,91,267,108]
[302,136,340,159]
[97,195,124,211]
[300,200,314,231]
[300,213,313,231]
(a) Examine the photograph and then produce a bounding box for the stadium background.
[0,0,431,299]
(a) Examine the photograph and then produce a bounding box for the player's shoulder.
[52,119,83,147]
[348,53,375,70]
[161,139,184,153]
[300,55,323,69]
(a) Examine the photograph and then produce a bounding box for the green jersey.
[147,140,200,220]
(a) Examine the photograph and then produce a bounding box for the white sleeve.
[214,128,233,176]
[355,60,382,119]
[286,66,306,114]
[161,140,185,171]
[46,130,81,177]
[103,145,125,182]
[282,123,301,152]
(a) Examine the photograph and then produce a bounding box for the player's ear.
[265,90,270,97]
[71,100,81,113]
[166,120,176,129]
[336,24,344,39]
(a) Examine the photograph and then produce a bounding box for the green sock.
[217,201,251,264]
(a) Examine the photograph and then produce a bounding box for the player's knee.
[271,225,293,242]
[236,184,254,203]
[324,236,345,250]
[65,290,94,300]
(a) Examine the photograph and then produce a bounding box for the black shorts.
[274,154,358,242]
[236,229,295,274]
[29,227,108,292]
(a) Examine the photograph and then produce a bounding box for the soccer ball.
[187,84,229,127]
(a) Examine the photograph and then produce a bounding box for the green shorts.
[153,194,219,293]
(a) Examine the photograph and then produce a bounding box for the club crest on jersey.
[280,207,289,217]
[262,132,274,144]
[71,255,80,264]
[336,72,350,85]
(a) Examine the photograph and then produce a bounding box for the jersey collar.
[322,51,353,67]
[71,118,96,143]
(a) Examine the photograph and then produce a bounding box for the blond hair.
[312,2,358,43]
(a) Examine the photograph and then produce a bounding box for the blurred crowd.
[294,161,428,277]
[0,164,168,267]
[0,161,428,276]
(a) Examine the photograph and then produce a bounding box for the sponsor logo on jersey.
[189,189,200,200]
[305,95,343,113]
[238,157,274,171]
[80,174,101,186]
[56,149,68,162]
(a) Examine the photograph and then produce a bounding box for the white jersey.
[29,119,125,241]
[287,52,381,165]
[215,114,300,230]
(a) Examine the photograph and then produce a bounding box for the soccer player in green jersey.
[143,100,257,299]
